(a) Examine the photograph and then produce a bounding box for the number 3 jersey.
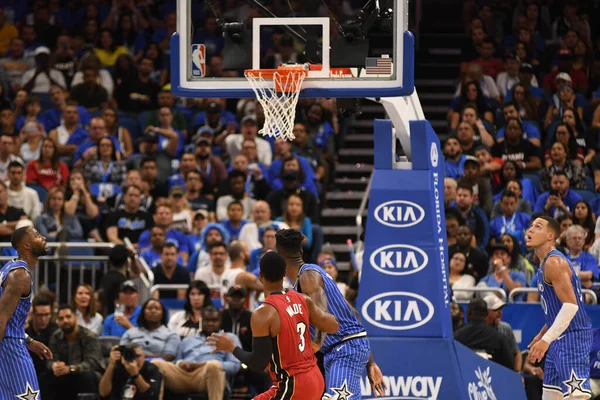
[262,289,317,379]
[537,249,591,333]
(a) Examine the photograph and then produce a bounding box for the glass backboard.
[170,0,414,98]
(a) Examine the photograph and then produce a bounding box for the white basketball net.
[245,69,307,141]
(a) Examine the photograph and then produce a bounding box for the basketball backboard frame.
[170,0,414,99]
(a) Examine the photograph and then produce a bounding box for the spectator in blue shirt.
[489,191,531,252]
[444,136,467,179]
[138,204,189,264]
[534,171,583,219]
[565,225,599,290]
[219,201,247,241]
[120,299,180,361]
[42,85,91,131]
[102,281,142,337]
[496,102,541,147]
[151,305,241,397]
[72,117,122,168]
[249,227,277,273]
[140,226,184,269]
[477,244,527,301]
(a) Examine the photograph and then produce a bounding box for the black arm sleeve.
[232,335,273,371]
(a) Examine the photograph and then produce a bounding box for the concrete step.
[336,163,373,178]
[333,177,370,191]
[352,119,375,128]
[323,226,361,235]
[326,191,365,209]
[338,148,374,164]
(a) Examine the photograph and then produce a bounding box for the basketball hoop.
[245,65,309,141]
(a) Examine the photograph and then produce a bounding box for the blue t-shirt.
[220,220,247,241]
[140,248,184,269]
[73,136,122,163]
[492,178,538,206]
[138,229,189,254]
[506,85,546,101]
[480,271,527,301]
[567,251,599,279]
[489,212,531,251]
[445,155,467,179]
[534,190,583,218]
[496,120,541,141]
[41,106,91,131]
[102,306,142,337]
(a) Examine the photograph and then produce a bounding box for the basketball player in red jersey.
[209,251,340,400]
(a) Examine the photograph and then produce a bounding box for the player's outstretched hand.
[27,339,53,360]
[368,362,387,397]
[527,340,550,364]
[208,331,236,353]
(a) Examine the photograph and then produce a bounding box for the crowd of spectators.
[0,0,358,399]
[446,1,600,398]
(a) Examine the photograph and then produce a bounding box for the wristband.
[131,374,140,380]
[25,335,33,345]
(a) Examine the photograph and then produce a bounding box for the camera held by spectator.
[99,343,162,400]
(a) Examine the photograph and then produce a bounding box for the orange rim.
[245,66,308,93]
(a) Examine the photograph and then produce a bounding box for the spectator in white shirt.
[20,46,67,95]
[194,242,230,303]
[495,53,538,99]
[6,160,40,221]
[238,200,289,251]
[224,115,272,166]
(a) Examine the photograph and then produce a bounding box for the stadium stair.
[322,13,463,272]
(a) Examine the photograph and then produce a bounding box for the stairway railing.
[355,171,374,242]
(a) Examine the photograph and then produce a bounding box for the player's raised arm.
[299,269,329,347]
[529,257,578,363]
[0,269,31,342]
[209,304,276,371]
[303,294,339,334]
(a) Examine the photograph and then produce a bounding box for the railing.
[151,283,224,308]
[508,288,598,305]
[0,241,155,304]
[355,171,374,242]
[452,287,507,303]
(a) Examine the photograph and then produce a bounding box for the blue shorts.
[323,337,371,400]
[0,338,40,400]
[543,330,593,398]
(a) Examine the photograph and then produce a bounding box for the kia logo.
[374,200,425,228]
[369,244,428,276]
[362,292,434,330]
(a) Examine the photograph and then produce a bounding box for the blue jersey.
[294,263,365,353]
[537,249,591,333]
[0,259,32,339]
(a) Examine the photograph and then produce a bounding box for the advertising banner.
[361,338,526,400]
[357,120,452,338]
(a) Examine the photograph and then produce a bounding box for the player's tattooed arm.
[299,270,328,347]
[303,294,339,334]
[0,269,31,342]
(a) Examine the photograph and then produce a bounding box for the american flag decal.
[365,56,392,74]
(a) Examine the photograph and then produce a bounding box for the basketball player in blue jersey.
[0,226,54,400]
[526,216,593,399]
[276,229,386,400]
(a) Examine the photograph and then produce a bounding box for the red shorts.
[254,365,324,400]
